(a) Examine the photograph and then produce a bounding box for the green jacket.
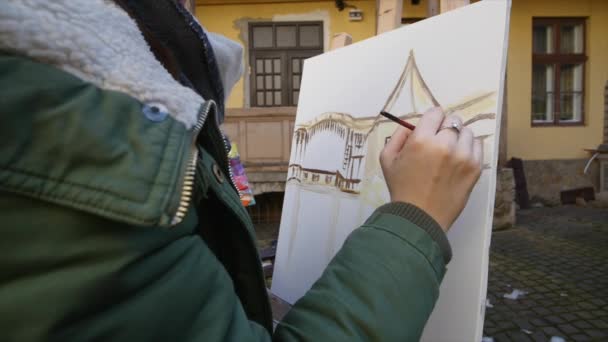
[0,52,451,342]
[0,3,452,339]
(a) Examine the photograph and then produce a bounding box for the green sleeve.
[275,205,449,341]
[0,53,450,342]
[0,195,446,342]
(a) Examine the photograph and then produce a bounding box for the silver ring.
[439,121,462,134]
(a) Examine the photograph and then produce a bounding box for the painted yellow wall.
[507,0,608,160]
[197,0,608,161]
[196,0,377,108]
[402,0,427,18]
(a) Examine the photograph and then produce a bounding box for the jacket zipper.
[170,101,211,226]
[170,100,241,226]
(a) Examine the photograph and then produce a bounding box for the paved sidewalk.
[484,206,608,342]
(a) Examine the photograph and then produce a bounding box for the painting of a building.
[287,50,496,202]
[266,3,511,341]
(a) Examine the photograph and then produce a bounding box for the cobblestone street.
[484,206,608,342]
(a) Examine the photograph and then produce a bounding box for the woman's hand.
[380,107,483,232]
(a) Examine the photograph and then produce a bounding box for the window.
[401,18,424,26]
[249,22,323,107]
[532,18,587,125]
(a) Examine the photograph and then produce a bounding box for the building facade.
[195,0,608,212]
[506,0,608,204]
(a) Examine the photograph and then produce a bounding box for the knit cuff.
[373,202,452,264]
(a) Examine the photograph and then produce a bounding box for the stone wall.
[493,168,516,230]
[249,171,287,195]
[522,159,599,206]
[604,81,608,143]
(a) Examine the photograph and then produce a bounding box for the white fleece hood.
[0,0,244,129]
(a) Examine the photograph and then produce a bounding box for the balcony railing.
[223,107,297,173]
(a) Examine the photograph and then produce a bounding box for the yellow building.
[195,0,608,206]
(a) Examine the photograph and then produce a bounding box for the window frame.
[249,21,323,107]
[531,17,588,127]
[401,17,424,26]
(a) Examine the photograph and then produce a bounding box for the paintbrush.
[380,111,416,131]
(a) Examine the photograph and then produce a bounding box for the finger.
[473,138,483,167]
[413,106,444,138]
[455,126,474,156]
[384,126,412,156]
[434,115,463,149]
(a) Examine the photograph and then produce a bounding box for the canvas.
[271,1,511,341]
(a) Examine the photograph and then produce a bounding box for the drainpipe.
[428,0,470,17]
[376,0,404,34]
[428,0,440,16]
[440,0,470,13]
[584,81,608,174]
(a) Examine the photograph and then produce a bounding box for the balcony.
[223,107,297,194]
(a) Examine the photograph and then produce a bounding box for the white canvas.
[271,1,511,341]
